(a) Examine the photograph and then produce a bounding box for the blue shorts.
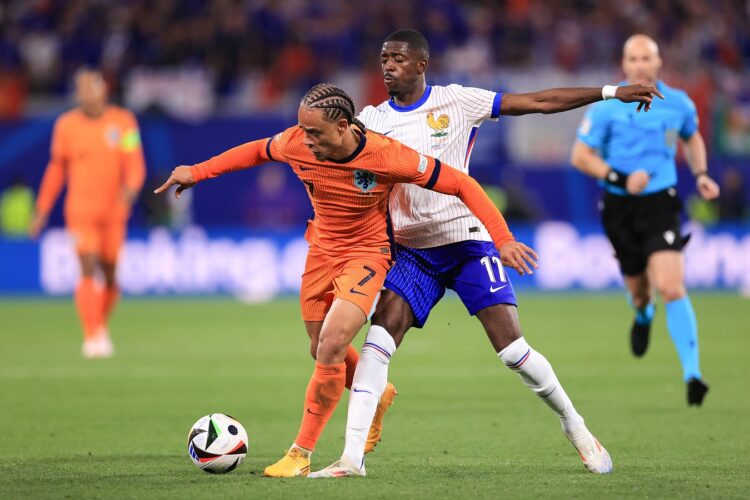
[384,240,517,328]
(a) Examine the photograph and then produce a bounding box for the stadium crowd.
[1,0,748,100]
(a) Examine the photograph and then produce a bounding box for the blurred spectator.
[718,167,748,222]
[0,174,34,238]
[142,177,174,227]
[242,166,309,229]
[686,194,719,227]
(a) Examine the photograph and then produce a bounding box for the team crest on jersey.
[426,112,449,137]
[105,125,120,148]
[353,170,377,192]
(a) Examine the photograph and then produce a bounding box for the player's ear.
[337,118,349,135]
[417,57,428,75]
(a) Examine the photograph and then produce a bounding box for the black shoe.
[687,378,709,406]
[630,320,651,357]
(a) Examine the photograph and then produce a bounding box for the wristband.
[604,169,628,188]
[602,85,618,100]
[694,171,709,179]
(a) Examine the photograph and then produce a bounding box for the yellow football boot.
[364,382,398,454]
[263,447,311,477]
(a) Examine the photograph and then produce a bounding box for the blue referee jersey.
[577,80,698,196]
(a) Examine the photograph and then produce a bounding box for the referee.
[571,34,720,406]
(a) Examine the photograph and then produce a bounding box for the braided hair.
[300,83,367,134]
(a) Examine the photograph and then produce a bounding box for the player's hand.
[499,240,538,276]
[29,213,48,239]
[696,174,720,200]
[154,166,196,199]
[615,84,664,112]
[626,170,650,195]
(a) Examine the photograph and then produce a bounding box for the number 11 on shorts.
[481,256,506,284]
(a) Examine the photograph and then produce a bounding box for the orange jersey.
[191,126,514,255]
[36,105,146,221]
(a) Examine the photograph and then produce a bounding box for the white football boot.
[82,339,101,359]
[308,456,366,478]
[81,328,114,359]
[96,327,114,358]
[565,426,613,474]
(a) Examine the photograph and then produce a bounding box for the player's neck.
[392,81,428,108]
[330,129,362,161]
[80,104,107,119]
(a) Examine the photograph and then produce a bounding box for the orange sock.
[102,286,120,322]
[75,277,104,341]
[344,344,360,390]
[294,361,346,451]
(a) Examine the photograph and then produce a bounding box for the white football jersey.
[358,84,501,248]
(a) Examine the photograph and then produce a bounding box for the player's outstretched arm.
[429,165,538,275]
[501,84,664,116]
[154,138,274,199]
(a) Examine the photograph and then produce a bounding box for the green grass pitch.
[1,293,748,499]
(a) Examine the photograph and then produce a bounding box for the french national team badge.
[353,170,377,192]
[426,112,449,137]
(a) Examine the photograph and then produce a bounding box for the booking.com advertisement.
[2,222,748,297]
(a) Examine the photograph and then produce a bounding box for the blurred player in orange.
[30,68,146,359]
[155,83,536,477]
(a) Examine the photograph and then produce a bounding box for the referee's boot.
[630,314,653,358]
[687,378,709,406]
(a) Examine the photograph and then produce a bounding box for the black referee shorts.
[600,187,689,276]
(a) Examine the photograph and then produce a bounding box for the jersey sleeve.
[190,126,295,182]
[382,142,515,249]
[121,112,146,193]
[35,117,68,216]
[380,139,436,186]
[447,84,503,125]
[265,126,297,162]
[679,94,699,140]
[576,103,609,149]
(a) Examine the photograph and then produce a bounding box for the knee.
[100,263,117,287]
[80,267,96,278]
[371,307,410,345]
[316,327,350,363]
[493,330,521,352]
[79,263,97,278]
[78,254,99,278]
[656,283,686,303]
[103,271,117,287]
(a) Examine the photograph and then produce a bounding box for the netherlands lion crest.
[353,169,377,192]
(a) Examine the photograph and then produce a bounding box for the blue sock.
[665,296,701,381]
[628,294,655,325]
[634,302,655,326]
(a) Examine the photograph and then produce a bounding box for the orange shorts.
[66,218,127,263]
[300,249,392,322]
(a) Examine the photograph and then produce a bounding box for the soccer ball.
[187,413,248,474]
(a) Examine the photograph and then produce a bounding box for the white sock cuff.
[498,336,531,368]
[363,325,396,358]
